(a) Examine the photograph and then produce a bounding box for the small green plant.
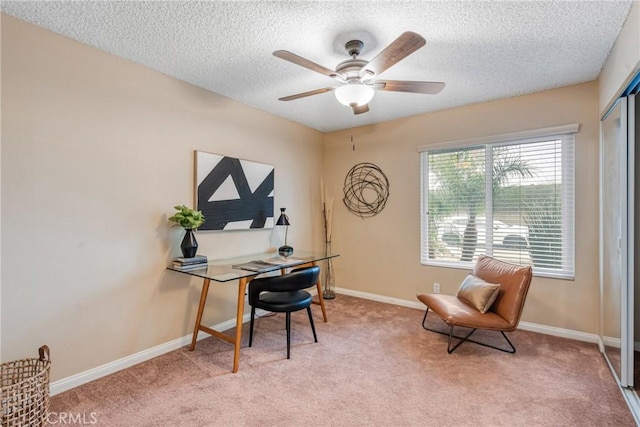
[168,205,205,230]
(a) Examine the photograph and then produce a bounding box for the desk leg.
[306,261,328,322]
[232,277,249,373]
[190,278,211,351]
[289,261,328,322]
[315,276,328,322]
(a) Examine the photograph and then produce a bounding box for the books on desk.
[175,255,207,264]
[232,257,305,272]
[172,255,208,270]
[261,256,303,266]
[172,263,208,271]
[231,260,279,272]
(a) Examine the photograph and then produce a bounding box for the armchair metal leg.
[421,309,516,354]
[446,326,477,354]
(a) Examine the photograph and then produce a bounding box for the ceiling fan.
[273,31,445,115]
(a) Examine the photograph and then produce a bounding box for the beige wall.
[597,1,640,341]
[1,6,632,383]
[599,0,640,115]
[0,15,324,380]
[323,82,600,334]
[0,13,4,360]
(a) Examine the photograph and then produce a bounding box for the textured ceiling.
[1,1,635,132]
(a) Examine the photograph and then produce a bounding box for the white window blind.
[420,128,576,279]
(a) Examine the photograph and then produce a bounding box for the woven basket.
[1,346,51,427]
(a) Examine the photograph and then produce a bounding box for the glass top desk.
[167,250,339,373]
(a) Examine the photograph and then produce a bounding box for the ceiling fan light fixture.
[275,32,443,114]
[335,83,374,107]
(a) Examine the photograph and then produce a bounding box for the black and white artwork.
[195,151,274,231]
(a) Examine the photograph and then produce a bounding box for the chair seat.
[248,266,321,359]
[255,290,312,313]
[417,294,512,331]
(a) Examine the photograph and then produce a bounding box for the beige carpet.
[50,295,634,426]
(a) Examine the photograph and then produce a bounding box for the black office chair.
[248,266,321,359]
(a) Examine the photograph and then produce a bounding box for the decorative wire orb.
[343,162,390,218]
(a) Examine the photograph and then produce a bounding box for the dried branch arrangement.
[321,178,334,244]
[321,178,335,299]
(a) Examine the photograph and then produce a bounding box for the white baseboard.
[599,336,640,352]
[335,286,601,344]
[50,309,268,396]
[600,337,640,352]
[335,286,426,310]
[603,335,622,349]
[51,287,601,396]
[517,320,599,343]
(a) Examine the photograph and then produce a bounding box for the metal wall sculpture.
[343,162,390,218]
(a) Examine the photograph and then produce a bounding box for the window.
[419,125,577,278]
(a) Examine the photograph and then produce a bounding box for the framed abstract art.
[195,151,274,231]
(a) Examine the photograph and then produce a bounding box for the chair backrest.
[248,266,320,304]
[473,255,533,330]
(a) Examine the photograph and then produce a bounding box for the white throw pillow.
[456,274,500,314]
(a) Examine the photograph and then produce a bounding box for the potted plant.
[169,205,205,258]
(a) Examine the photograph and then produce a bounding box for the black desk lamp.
[276,207,293,257]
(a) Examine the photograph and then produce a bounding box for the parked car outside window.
[438,216,529,250]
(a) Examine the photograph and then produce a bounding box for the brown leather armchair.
[417,255,533,354]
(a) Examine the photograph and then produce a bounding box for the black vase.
[180,229,198,258]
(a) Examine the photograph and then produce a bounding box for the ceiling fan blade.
[351,104,370,115]
[278,87,335,101]
[360,32,426,78]
[273,50,336,78]
[376,80,445,94]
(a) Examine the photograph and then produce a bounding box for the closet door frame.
[600,95,634,388]
[624,93,635,388]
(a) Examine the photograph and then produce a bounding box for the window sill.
[421,259,575,281]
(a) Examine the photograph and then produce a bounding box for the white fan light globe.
[335,84,374,107]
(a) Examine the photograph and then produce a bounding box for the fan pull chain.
[351,114,355,151]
